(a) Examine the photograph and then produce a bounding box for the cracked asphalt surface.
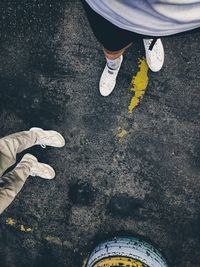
[0,1,199,267]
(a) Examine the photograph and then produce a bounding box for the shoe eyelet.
[40,144,46,149]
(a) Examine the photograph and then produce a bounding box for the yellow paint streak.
[19,225,32,232]
[117,129,128,139]
[128,58,149,113]
[44,236,73,247]
[6,218,16,226]
[20,225,26,232]
[93,256,146,267]
[45,236,63,246]
[6,218,32,232]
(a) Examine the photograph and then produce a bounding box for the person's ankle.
[106,56,122,70]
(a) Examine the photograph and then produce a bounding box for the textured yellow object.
[128,58,149,113]
[6,218,32,232]
[93,256,147,267]
[26,228,32,232]
[117,129,128,139]
[20,225,26,232]
[6,218,16,226]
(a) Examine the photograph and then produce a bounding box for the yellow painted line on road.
[45,235,63,245]
[19,225,32,232]
[93,256,146,267]
[19,224,32,232]
[5,217,32,232]
[117,129,128,139]
[128,58,149,113]
[6,217,16,226]
[45,236,74,248]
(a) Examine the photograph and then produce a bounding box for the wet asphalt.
[0,1,199,267]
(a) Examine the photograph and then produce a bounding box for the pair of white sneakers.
[21,128,65,179]
[100,39,164,96]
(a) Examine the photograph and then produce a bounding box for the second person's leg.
[0,128,65,177]
[0,153,55,215]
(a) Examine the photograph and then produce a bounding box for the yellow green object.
[93,256,146,267]
[128,58,149,113]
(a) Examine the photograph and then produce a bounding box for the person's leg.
[0,155,32,214]
[82,1,135,96]
[82,1,167,94]
[0,128,65,177]
[82,1,134,52]
[0,130,39,177]
[103,43,132,61]
[0,153,55,215]
[0,128,64,215]
[103,43,132,70]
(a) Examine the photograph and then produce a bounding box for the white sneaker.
[143,38,164,72]
[30,127,65,148]
[21,154,55,179]
[99,55,123,96]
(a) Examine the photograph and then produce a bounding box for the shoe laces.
[145,39,153,48]
[146,41,162,60]
[145,39,159,50]
[35,137,47,148]
[107,64,118,73]
[40,144,46,149]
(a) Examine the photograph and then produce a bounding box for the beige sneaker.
[21,154,55,179]
[30,127,65,148]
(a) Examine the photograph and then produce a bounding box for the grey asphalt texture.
[0,1,199,267]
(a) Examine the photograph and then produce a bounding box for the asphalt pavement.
[0,1,199,267]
